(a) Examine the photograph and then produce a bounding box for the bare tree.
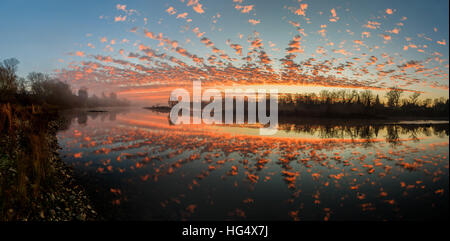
[0,58,20,92]
[385,87,403,107]
[360,90,374,107]
[422,98,432,108]
[409,92,421,105]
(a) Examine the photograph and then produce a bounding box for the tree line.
[0,58,129,108]
[278,88,449,118]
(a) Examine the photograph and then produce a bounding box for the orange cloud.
[364,21,381,29]
[437,39,446,45]
[361,32,370,39]
[295,3,308,16]
[329,8,339,22]
[114,15,127,22]
[387,28,400,34]
[187,0,205,14]
[176,12,188,19]
[116,4,126,12]
[166,6,176,15]
[235,4,254,13]
[56,1,449,100]
[248,19,260,25]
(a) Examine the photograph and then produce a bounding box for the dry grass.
[0,103,56,220]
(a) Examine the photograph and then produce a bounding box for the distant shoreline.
[143,105,449,123]
[143,106,172,113]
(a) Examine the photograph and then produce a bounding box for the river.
[56,107,449,220]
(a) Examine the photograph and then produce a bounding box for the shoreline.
[143,106,449,123]
[0,105,98,221]
[41,119,99,221]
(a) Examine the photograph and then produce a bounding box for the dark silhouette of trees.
[279,88,449,118]
[385,87,403,108]
[0,58,129,108]
[0,58,20,100]
[409,92,421,105]
[78,87,88,107]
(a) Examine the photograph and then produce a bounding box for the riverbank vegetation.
[157,88,448,120]
[1,58,101,220]
[1,58,129,108]
[278,89,449,118]
[0,104,97,220]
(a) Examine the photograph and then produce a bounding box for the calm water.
[57,107,449,220]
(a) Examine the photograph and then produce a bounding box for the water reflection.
[56,108,449,220]
[276,123,448,145]
[59,108,131,128]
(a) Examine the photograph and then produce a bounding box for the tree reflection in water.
[55,109,448,221]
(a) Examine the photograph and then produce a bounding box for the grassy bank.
[0,103,97,221]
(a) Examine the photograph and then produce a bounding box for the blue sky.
[1,0,448,101]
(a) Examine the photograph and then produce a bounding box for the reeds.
[0,103,13,132]
[0,103,55,220]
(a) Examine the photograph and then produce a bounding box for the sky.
[0,0,448,104]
